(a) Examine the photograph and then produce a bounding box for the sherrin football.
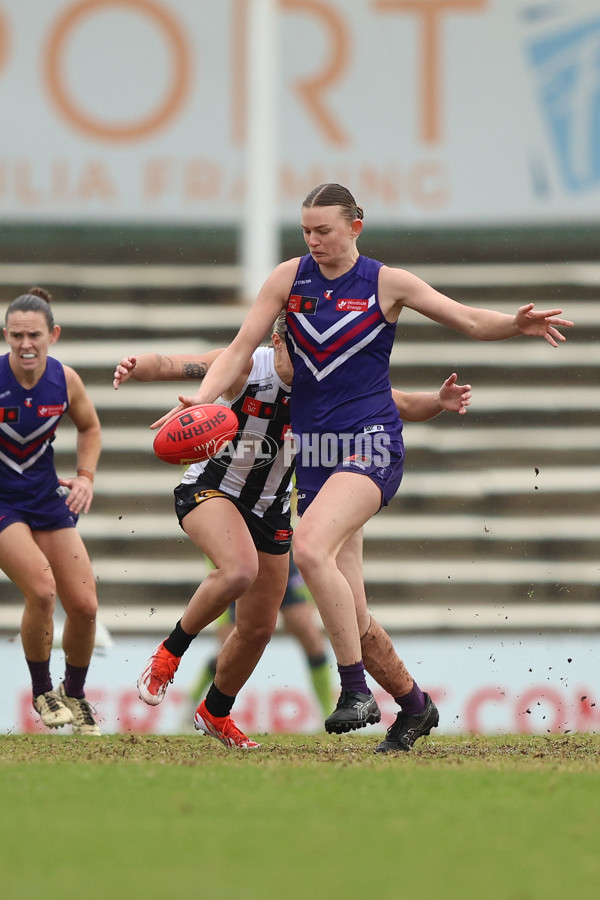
[153,404,238,465]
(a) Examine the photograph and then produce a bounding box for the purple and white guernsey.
[0,353,67,501]
[286,254,404,497]
[286,254,402,436]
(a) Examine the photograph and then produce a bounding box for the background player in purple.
[156,183,573,753]
[0,287,101,734]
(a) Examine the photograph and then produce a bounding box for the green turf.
[1,734,599,900]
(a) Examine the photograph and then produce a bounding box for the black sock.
[307,653,327,669]
[205,682,235,718]
[163,619,197,657]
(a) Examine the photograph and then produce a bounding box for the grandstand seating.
[0,259,598,628]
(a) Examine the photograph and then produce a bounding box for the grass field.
[1,733,599,900]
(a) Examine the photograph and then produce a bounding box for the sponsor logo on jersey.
[288,294,318,314]
[274,528,293,542]
[241,396,277,418]
[336,298,369,312]
[37,404,66,417]
[342,454,372,470]
[0,406,19,422]
[25,398,33,407]
[363,424,384,433]
[254,383,273,392]
[324,289,333,299]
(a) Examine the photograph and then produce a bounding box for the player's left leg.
[293,472,382,732]
[336,533,439,752]
[212,550,289,698]
[194,551,289,748]
[36,528,101,735]
[0,521,73,729]
[188,616,235,707]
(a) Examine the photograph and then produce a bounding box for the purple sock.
[26,658,53,698]
[395,681,426,715]
[63,662,89,699]
[338,661,370,695]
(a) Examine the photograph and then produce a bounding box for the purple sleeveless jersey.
[0,354,76,530]
[285,254,404,503]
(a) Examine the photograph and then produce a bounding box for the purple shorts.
[295,436,404,516]
[0,489,78,534]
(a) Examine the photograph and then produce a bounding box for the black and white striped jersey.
[181,347,295,517]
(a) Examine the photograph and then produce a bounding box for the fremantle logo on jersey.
[0,407,19,423]
[288,294,318,314]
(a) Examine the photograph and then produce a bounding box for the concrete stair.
[1,260,598,614]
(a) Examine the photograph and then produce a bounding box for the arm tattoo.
[182,361,208,380]
[155,353,175,371]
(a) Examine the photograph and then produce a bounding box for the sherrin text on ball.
[153,404,238,465]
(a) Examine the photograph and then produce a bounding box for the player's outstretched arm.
[380,267,574,345]
[392,373,472,422]
[113,350,224,389]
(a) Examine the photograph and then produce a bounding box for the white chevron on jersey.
[0,442,51,474]
[0,416,61,445]
[288,321,388,382]
[294,294,376,344]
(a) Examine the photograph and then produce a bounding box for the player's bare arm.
[151,260,300,430]
[378,266,573,344]
[392,374,471,422]
[61,366,101,514]
[113,349,224,388]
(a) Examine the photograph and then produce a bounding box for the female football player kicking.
[158,183,571,753]
[113,315,471,748]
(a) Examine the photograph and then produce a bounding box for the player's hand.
[514,303,574,347]
[438,373,472,415]
[113,356,137,389]
[59,475,94,515]
[151,390,206,429]
[150,393,195,430]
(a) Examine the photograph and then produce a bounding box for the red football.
[153,404,238,465]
